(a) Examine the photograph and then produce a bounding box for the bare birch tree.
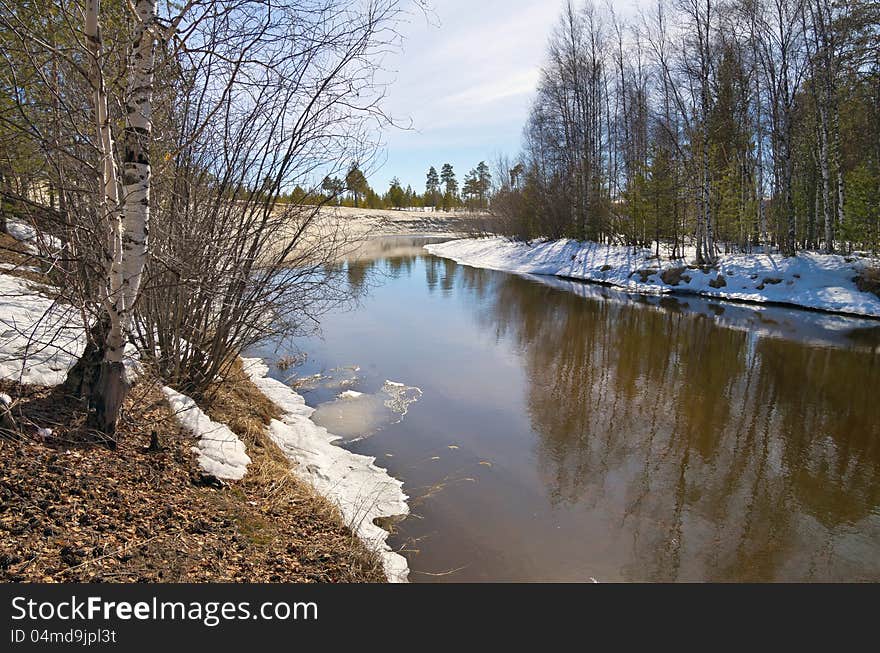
[1,0,410,437]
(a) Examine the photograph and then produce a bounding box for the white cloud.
[374,0,648,188]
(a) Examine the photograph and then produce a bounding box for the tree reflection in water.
[457,263,880,581]
[295,243,880,581]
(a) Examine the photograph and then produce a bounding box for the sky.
[370,0,647,192]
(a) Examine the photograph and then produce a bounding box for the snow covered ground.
[162,387,251,481]
[425,237,880,318]
[0,273,84,385]
[243,358,410,583]
[5,219,63,255]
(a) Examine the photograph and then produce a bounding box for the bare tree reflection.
[474,273,880,580]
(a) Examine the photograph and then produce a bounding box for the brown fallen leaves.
[0,377,385,583]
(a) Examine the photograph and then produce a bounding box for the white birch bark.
[832,109,846,230]
[105,0,157,366]
[820,104,833,252]
[121,2,156,315]
[85,0,126,358]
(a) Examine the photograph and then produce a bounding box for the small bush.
[855,267,880,299]
[660,267,691,286]
[708,275,727,289]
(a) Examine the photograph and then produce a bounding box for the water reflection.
[262,238,880,581]
[458,263,880,580]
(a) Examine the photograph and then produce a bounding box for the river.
[250,236,880,582]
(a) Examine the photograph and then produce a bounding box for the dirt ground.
[0,373,386,583]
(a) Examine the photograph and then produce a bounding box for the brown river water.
[251,237,880,582]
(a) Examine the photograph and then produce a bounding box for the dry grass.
[200,360,386,581]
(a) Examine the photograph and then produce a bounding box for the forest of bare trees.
[491,0,880,262]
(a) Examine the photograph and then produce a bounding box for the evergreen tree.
[345,163,369,208]
[476,161,492,208]
[321,175,344,204]
[462,169,480,209]
[425,166,440,207]
[386,177,405,208]
[440,163,458,197]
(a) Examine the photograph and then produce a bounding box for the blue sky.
[369,0,646,193]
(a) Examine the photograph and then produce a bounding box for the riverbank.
[0,377,386,582]
[315,205,479,239]
[0,227,405,583]
[425,237,880,318]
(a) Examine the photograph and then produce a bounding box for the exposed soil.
[660,267,691,286]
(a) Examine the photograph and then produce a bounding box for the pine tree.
[345,163,368,208]
[425,166,440,208]
[462,169,479,209]
[322,175,344,204]
[476,161,492,209]
[440,163,458,197]
[386,177,405,208]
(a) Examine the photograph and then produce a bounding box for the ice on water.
[310,377,422,441]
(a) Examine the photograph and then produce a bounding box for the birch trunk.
[0,171,6,234]
[89,0,157,435]
[120,0,156,328]
[85,0,120,255]
[698,0,716,264]
[756,119,767,248]
[820,104,833,253]
[831,108,845,231]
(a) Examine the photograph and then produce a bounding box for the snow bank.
[526,272,880,352]
[0,273,138,385]
[0,273,84,385]
[6,219,63,255]
[162,386,251,481]
[0,263,248,483]
[426,237,880,318]
[242,357,410,583]
[5,220,37,245]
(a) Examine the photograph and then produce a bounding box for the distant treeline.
[489,0,879,261]
[296,161,492,211]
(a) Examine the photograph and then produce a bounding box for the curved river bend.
[251,237,880,582]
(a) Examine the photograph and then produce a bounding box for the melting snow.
[426,237,880,318]
[242,358,410,583]
[311,379,422,442]
[0,273,84,385]
[162,386,251,481]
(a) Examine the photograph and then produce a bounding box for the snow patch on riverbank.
[6,219,63,255]
[0,273,84,385]
[162,387,251,481]
[425,237,880,318]
[242,358,410,583]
